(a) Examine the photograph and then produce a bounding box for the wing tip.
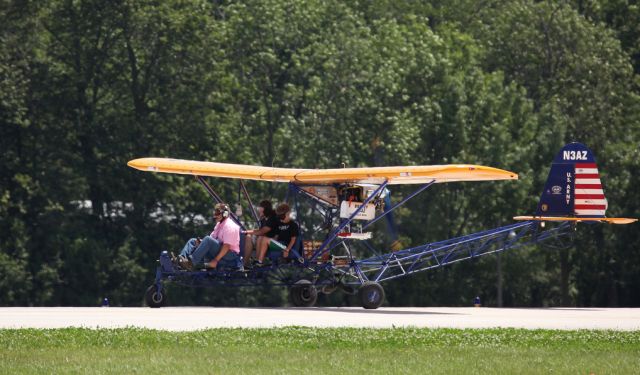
[127,158,147,170]
[127,157,163,172]
[476,165,518,180]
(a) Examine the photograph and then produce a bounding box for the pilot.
[242,200,278,267]
[178,203,241,270]
[255,203,299,265]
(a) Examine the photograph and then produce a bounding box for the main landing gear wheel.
[289,279,318,307]
[145,284,167,308]
[359,282,385,309]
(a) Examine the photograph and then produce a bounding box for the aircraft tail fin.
[514,142,636,224]
[537,142,607,218]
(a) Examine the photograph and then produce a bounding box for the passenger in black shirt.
[243,200,276,266]
[273,216,299,251]
[256,203,299,263]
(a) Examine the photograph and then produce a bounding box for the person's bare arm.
[283,236,297,258]
[245,226,271,236]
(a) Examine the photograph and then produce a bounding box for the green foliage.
[0,0,638,307]
[0,252,32,305]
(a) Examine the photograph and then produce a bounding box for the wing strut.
[363,180,435,230]
[310,181,389,262]
[195,176,245,229]
[240,180,260,227]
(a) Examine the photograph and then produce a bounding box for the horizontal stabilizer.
[514,216,637,225]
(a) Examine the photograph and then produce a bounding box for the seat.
[216,233,245,270]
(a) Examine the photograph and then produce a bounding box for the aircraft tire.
[359,282,385,309]
[145,284,167,308]
[289,279,317,307]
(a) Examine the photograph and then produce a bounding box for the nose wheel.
[359,282,384,309]
[145,284,167,308]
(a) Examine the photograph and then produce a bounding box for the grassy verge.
[1,327,639,374]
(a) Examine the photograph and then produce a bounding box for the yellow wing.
[514,216,637,225]
[127,158,518,185]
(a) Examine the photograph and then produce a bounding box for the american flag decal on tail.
[574,163,607,217]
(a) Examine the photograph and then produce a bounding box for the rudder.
[536,142,607,218]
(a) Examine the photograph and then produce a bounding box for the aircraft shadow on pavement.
[495,307,605,312]
[257,307,465,315]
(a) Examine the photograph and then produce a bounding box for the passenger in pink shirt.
[178,203,241,270]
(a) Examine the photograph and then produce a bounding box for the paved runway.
[1,307,638,331]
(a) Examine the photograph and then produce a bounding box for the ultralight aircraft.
[128,142,635,309]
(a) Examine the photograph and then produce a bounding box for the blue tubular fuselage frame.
[357,220,572,283]
[154,177,575,290]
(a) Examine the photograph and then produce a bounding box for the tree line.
[1,0,638,307]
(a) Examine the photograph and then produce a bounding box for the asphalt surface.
[1,307,638,331]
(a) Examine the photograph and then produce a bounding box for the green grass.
[1,328,639,374]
